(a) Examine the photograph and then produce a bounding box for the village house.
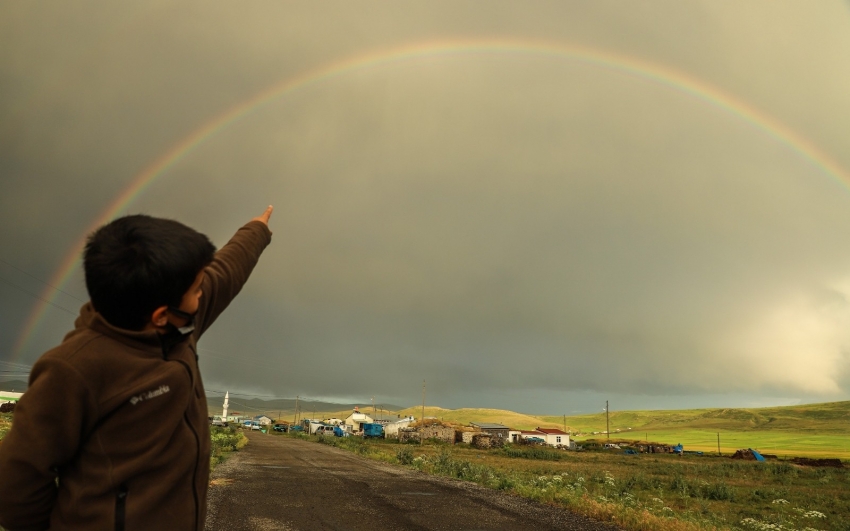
[536,427,573,448]
[253,415,273,426]
[383,416,415,438]
[470,422,510,440]
[518,429,546,443]
[343,408,374,433]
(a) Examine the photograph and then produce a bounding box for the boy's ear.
[150,306,169,328]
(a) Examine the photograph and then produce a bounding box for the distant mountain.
[0,380,28,393]
[205,394,405,420]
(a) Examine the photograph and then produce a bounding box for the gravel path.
[206,432,622,531]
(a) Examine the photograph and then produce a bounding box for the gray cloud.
[2,1,850,414]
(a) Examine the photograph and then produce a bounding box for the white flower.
[772,499,789,505]
[803,510,826,519]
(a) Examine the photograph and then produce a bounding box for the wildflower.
[803,510,826,519]
[772,499,789,505]
[662,507,673,513]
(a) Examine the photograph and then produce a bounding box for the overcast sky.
[2,1,850,415]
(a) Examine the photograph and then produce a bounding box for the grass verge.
[285,431,850,531]
[210,426,248,470]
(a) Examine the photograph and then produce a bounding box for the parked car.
[272,423,288,432]
[243,420,262,431]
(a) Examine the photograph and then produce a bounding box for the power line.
[206,389,295,399]
[0,259,86,303]
[0,275,78,317]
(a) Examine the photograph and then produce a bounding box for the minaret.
[222,392,229,420]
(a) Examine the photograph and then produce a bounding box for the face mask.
[166,306,197,335]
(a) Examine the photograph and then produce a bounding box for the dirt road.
[206,432,621,531]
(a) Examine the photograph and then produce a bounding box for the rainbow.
[12,38,850,360]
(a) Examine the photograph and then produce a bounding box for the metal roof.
[470,422,510,430]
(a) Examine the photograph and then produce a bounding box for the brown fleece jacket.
[0,220,272,531]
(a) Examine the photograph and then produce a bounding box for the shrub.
[501,446,564,461]
[396,446,414,465]
[209,426,247,468]
[701,481,735,501]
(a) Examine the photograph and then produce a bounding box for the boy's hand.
[252,205,273,227]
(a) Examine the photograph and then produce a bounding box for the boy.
[0,206,273,531]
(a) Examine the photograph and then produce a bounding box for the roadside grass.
[210,426,248,470]
[0,413,11,528]
[290,431,850,531]
[0,413,11,442]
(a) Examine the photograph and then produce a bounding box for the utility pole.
[294,396,299,425]
[563,414,566,433]
[372,396,375,418]
[606,400,610,441]
[421,380,426,422]
[717,432,721,456]
[421,380,426,446]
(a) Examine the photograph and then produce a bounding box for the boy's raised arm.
[194,206,274,336]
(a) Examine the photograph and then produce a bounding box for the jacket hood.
[66,302,163,352]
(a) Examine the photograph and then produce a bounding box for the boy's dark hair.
[84,215,216,330]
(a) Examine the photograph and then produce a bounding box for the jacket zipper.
[178,357,201,530]
[115,485,128,531]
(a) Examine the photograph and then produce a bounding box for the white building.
[253,415,273,426]
[383,416,415,438]
[535,428,573,448]
[343,408,374,432]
